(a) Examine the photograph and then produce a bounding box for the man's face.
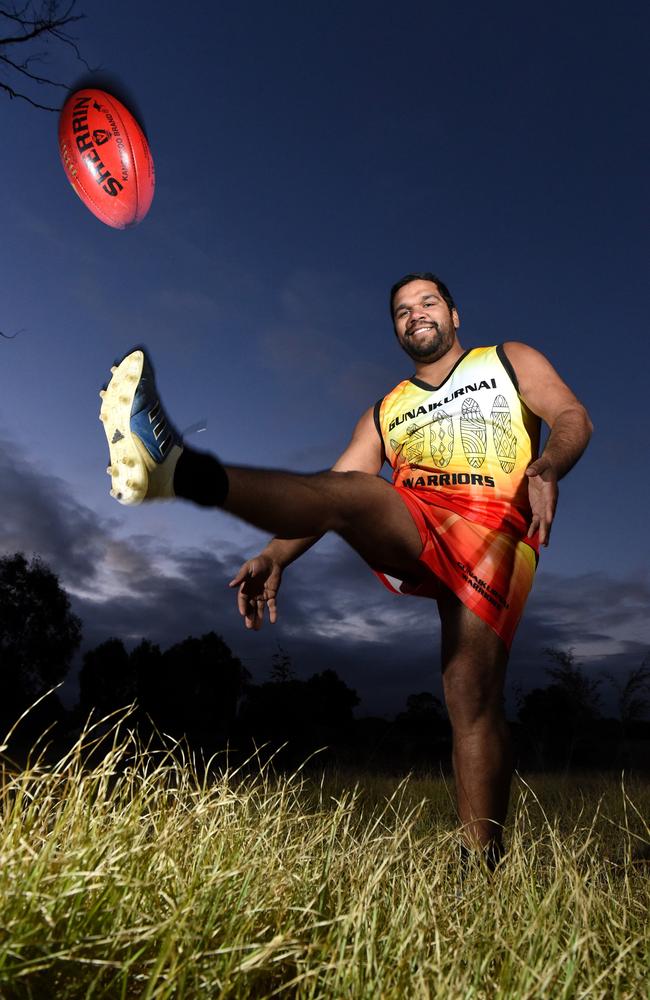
[392,279,460,363]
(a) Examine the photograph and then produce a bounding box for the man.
[100,272,592,865]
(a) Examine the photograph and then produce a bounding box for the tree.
[517,648,602,769]
[1,1,88,111]
[604,656,650,768]
[392,691,450,768]
[305,669,360,727]
[517,685,576,769]
[156,632,251,746]
[270,644,296,684]
[0,551,81,718]
[2,3,90,337]
[79,637,135,716]
[402,691,445,721]
[605,656,650,729]
[543,647,602,720]
[239,666,359,767]
[130,638,163,712]
[77,631,251,750]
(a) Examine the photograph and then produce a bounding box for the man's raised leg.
[100,349,426,582]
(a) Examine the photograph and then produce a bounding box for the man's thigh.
[437,586,510,719]
[333,472,427,583]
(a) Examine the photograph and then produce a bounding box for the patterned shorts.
[373,488,537,649]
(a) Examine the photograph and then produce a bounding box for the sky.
[1,0,649,716]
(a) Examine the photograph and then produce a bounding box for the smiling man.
[100,271,592,867]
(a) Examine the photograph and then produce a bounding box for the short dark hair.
[389,272,456,318]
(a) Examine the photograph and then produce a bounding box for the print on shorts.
[430,409,454,468]
[460,397,487,469]
[491,394,517,473]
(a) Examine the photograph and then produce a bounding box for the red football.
[58,88,155,229]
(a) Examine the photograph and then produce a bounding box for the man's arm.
[228,405,385,628]
[503,341,593,546]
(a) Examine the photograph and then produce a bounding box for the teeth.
[106,466,113,476]
[110,366,117,374]
[99,412,107,422]
[99,389,106,399]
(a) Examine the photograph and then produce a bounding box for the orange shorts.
[373,487,537,649]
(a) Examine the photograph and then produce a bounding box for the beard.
[399,319,455,363]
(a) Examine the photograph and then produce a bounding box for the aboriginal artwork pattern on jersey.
[374,345,541,548]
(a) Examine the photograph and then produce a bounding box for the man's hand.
[525,456,559,547]
[226,404,385,632]
[228,554,283,630]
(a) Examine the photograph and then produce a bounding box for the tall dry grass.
[0,710,648,999]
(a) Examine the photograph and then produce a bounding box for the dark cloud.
[0,438,111,582]
[529,571,650,632]
[1,437,647,716]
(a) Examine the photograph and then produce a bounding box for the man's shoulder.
[499,341,537,361]
[376,375,414,400]
[469,342,533,355]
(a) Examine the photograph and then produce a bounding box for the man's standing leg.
[437,588,512,864]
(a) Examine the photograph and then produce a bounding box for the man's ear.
[452,308,460,330]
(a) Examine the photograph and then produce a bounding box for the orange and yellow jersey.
[374,345,541,549]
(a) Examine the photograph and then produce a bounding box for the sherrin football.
[58,88,155,229]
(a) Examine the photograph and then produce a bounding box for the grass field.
[0,714,648,999]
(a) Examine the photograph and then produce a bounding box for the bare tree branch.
[0,51,69,88]
[0,77,59,109]
[0,1,90,111]
[0,4,83,46]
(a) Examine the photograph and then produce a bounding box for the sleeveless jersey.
[374,345,541,545]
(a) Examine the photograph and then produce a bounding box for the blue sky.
[1,0,648,714]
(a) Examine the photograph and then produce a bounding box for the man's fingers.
[529,511,553,547]
[538,518,551,547]
[229,564,250,588]
[237,583,250,617]
[240,590,274,630]
[230,555,280,630]
[229,558,262,588]
[527,515,540,539]
[244,598,263,630]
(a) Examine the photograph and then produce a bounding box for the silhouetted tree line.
[1,552,649,772]
[513,648,650,772]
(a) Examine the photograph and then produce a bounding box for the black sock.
[459,839,505,873]
[173,446,229,507]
